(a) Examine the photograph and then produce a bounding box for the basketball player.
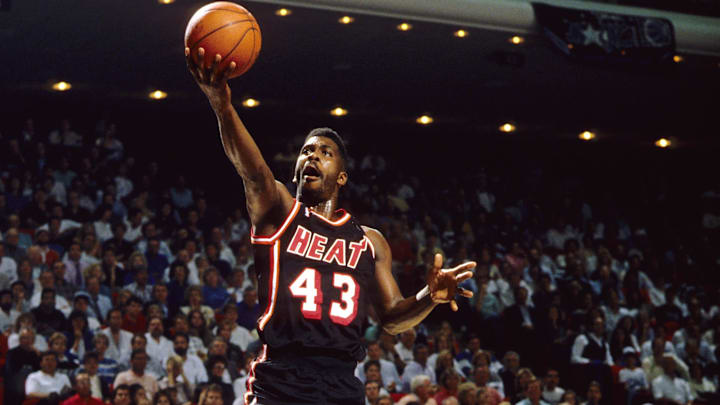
[185,47,475,405]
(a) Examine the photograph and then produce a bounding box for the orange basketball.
[184,1,261,78]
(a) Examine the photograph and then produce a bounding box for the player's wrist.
[415,285,430,301]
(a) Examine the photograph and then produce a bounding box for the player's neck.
[308,199,338,220]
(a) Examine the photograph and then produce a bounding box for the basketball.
[184,1,262,78]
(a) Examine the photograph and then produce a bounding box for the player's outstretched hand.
[428,253,475,311]
[185,46,236,109]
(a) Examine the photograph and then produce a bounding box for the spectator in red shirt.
[121,296,147,335]
[61,372,103,405]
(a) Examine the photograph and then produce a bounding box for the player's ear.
[337,171,347,187]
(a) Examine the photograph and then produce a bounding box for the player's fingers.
[450,300,458,312]
[209,53,222,83]
[221,61,237,82]
[433,253,443,271]
[195,47,206,81]
[458,288,473,298]
[454,271,474,283]
[448,261,477,273]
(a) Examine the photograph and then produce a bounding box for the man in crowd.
[25,351,72,404]
[60,372,104,405]
[112,349,158,400]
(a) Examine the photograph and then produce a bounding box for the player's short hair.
[305,127,348,169]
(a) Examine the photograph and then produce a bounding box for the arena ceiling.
[1,0,719,145]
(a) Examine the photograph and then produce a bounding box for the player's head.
[293,128,348,204]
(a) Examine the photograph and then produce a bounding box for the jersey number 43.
[289,268,359,325]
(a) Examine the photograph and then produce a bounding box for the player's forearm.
[214,102,274,184]
[380,294,438,335]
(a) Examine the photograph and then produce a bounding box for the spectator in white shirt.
[402,344,436,393]
[394,328,416,365]
[170,332,208,386]
[0,289,20,333]
[99,308,133,365]
[0,242,17,283]
[25,350,72,402]
[652,355,694,405]
[355,341,402,390]
[145,316,174,377]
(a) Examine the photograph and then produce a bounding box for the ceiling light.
[397,23,412,31]
[330,107,348,116]
[149,90,167,100]
[509,36,525,45]
[275,8,291,17]
[52,81,72,91]
[416,115,433,125]
[579,131,596,141]
[158,0,174,4]
[454,30,468,38]
[655,138,671,148]
[242,98,259,108]
[499,123,516,133]
[673,55,683,63]
[339,16,354,24]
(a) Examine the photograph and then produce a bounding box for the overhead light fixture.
[149,90,167,100]
[499,123,516,133]
[158,0,175,4]
[509,36,525,45]
[673,55,683,63]
[579,131,596,141]
[52,81,72,92]
[339,16,354,24]
[655,138,671,148]
[330,107,348,116]
[275,8,291,17]
[242,98,259,108]
[416,115,433,125]
[397,22,412,31]
[454,30,468,38]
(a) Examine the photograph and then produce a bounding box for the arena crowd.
[0,116,719,405]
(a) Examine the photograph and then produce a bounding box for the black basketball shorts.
[244,346,364,405]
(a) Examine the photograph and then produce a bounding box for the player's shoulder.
[360,225,386,243]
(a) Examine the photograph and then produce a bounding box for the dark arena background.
[2,1,720,405]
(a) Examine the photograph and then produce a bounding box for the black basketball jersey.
[250,200,375,361]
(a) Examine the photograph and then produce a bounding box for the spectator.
[60,372,104,405]
[170,332,208,386]
[434,369,460,404]
[77,352,112,401]
[205,355,235,405]
[515,377,549,405]
[202,266,230,310]
[365,380,381,405]
[5,327,42,404]
[541,369,565,405]
[100,308,134,364]
[580,381,602,405]
[402,343,436,392]
[651,355,694,405]
[235,286,261,331]
[355,341,402,389]
[113,349,159,400]
[92,333,120,387]
[32,287,69,337]
[25,351,72,404]
[159,355,193,404]
[181,285,215,326]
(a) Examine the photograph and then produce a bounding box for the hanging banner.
[532,3,675,63]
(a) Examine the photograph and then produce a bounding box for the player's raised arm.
[185,47,293,230]
[363,227,476,335]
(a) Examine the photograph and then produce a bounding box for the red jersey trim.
[250,200,301,245]
[244,344,267,405]
[310,209,351,226]
[257,241,280,331]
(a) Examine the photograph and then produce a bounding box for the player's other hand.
[428,253,475,311]
[185,47,236,109]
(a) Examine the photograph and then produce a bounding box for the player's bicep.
[364,227,403,319]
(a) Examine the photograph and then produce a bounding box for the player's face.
[294,136,347,201]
